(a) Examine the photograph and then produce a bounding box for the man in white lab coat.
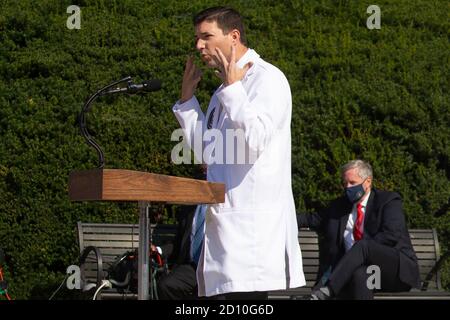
[172,6,305,299]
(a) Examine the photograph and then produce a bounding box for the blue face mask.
[345,183,365,203]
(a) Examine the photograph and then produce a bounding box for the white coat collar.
[236,48,259,77]
[236,48,259,67]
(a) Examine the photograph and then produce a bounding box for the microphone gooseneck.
[101,79,162,95]
[79,76,162,168]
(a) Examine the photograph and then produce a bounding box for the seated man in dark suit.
[297,159,421,299]
[156,204,204,300]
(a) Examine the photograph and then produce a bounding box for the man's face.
[195,20,233,68]
[342,168,372,192]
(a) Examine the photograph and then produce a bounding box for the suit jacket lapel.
[338,198,352,248]
[363,190,376,232]
[180,210,196,258]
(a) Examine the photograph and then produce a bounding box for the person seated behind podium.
[297,160,421,299]
[156,205,203,300]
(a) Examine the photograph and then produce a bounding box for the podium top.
[69,169,225,204]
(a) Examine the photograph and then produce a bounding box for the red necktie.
[353,203,364,241]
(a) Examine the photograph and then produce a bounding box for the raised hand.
[180,56,203,103]
[213,46,253,86]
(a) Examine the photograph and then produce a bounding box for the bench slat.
[409,233,434,239]
[82,241,141,248]
[300,244,319,251]
[83,234,141,241]
[412,245,437,252]
[301,251,319,258]
[299,239,318,245]
[416,252,436,259]
[410,239,436,245]
[302,259,319,266]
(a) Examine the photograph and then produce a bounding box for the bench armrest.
[79,246,105,290]
[421,251,450,291]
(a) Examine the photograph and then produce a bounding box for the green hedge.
[0,0,448,299]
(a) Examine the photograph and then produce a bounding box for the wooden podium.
[69,169,225,300]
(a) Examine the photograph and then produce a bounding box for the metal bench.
[268,228,450,300]
[77,222,449,300]
[77,221,177,300]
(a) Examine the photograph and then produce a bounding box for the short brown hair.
[194,6,247,46]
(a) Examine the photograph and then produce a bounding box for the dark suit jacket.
[167,205,197,266]
[297,189,421,289]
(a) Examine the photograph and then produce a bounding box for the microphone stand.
[78,76,132,168]
[77,76,162,300]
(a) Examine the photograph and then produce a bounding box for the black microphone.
[102,79,162,95]
[128,79,162,93]
[0,248,4,265]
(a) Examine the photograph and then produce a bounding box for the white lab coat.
[173,49,305,296]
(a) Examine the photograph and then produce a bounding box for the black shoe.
[310,286,332,300]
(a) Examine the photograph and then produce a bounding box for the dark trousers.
[327,239,411,299]
[208,291,268,300]
[157,264,197,300]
